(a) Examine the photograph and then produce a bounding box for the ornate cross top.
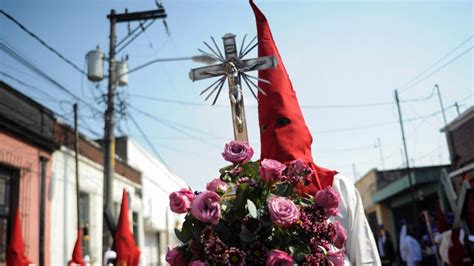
[189,33,278,142]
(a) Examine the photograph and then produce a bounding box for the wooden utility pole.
[74,103,81,228]
[395,89,418,224]
[103,7,167,251]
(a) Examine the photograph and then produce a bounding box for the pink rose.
[267,249,293,266]
[327,250,345,266]
[206,178,228,193]
[189,261,209,266]
[169,188,195,214]
[222,141,254,164]
[260,159,286,182]
[331,221,347,249]
[166,247,188,266]
[191,191,221,225]
[267,195,300,228]
[314,186,340,217]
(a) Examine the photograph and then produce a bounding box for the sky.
[1,0,473,190]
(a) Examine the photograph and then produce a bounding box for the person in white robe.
[333,174,381,265]
[399,224,422,266]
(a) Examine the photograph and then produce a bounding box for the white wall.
[50,146,143,266]
[125,138,188,265]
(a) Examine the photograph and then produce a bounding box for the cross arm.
[189,63,225,81]
[240,56,278,72]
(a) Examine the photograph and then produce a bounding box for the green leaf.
[247,199,258,218]
[274,182,292,197]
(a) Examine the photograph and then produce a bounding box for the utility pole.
[102,7,167,252]
[395,89,418,224]
[455,102,460,116]
[377,137,385,170]
[74,103,81,229]
[352,163,358,182]
[435,84,455,163]
[435,84,448,126]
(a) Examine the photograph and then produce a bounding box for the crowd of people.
[374,211,473,266]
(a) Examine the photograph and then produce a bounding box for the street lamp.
[85,46,217,82]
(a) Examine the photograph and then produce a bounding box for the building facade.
[0,81,55,265]
[115,136,188,265]
[0,81,151,265]
[50,122,144,265]
[356,165,450,249]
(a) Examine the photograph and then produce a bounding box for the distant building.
[115,136,188,265]
[0,81,147,265]
[442,106,474,185]
[0,81,56,265]
[356,165,450,249]
[50,122,143,265]
[441,105,474,236]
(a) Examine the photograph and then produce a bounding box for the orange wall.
[0,132,52,265]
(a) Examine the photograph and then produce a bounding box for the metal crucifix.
[189,33,278,142]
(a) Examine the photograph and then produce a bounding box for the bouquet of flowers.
[167,141,346,266]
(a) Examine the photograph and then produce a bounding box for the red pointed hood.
[6,208,32,266]
[115,189,141,266]
[68,228,86,266]
[250,0,336,193]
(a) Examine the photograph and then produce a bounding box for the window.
[0,164,20,262]
[132,212,139,245]
[79,192,90,256]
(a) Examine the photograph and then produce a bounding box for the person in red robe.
[250,1,380,264]
[68,227,86,266]
[6,208,32,266]
[115,189,141,266]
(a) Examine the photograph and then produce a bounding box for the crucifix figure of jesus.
[189,33,278,142]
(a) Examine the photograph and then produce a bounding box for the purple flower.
[206,178,228,193]
[202,227,226,262]
[267,249,293,266]
[225,247,246,266]
[330,221,347,249]
[259,159,286,182]
[246,242,267,265]
[169,188,195,214]
[166,247,188,266]
[327,250,345,266]
[314,186,340,217]
[267,195,300,228]
[222,141,254,164]
[287,159,307,176]
[191,191,221,225]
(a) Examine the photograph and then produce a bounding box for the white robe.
[332,174,381,265]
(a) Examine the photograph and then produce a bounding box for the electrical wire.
[399,35,473,90]
[127,112,169,167]
[400,46,474,92]
[0,41,102,116]
[0,10,87,76]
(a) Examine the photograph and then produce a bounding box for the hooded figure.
[68,227,86,266]
[115,189,141,266]
[6,208,32,266]
[250,1,380,264]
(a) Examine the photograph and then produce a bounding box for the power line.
[127,112,169,167]
[401,46,473,92]
[399,35,473,90]
[0,10,87,76]
[129,88,442,109]
[129,93,396,109]
[128,105,223,149]
[0,41,102,115]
